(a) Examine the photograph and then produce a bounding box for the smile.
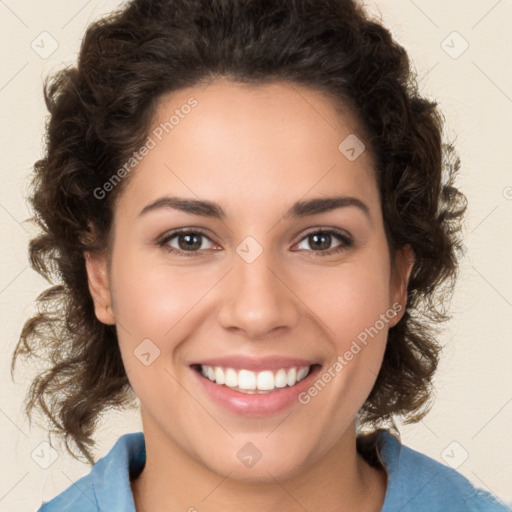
[195,364,313,393]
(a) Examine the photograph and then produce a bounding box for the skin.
[85,78,414,511]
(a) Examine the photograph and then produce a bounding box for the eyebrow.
[138,195,371,221]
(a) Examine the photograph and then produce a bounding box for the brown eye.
[176,233,203,251]
[159,229,216,255]
[295,229,352,254]
[307,233,332,251]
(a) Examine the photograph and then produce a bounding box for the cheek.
[110,249,209,338]
[110,259,201,405]
[295,251,392,405]
[109,250,227,396]
[297,269,392,421]
[299,258,392,343]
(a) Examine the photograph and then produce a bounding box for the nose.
[217,248,300,339]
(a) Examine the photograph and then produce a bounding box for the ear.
[84,251,116,325]
[388,244,415,327]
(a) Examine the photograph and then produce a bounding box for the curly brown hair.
[11,0,467,464]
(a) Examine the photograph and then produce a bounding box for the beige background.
[1,1,511,510]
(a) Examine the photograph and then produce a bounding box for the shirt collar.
[92,432,145,512]
[374,429,402,512]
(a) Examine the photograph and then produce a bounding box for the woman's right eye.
[158,230,217,256]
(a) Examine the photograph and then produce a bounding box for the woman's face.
[86,78,413,481]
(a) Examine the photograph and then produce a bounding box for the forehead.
[116,79,378,218]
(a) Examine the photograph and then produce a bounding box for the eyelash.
[157,227,353,258]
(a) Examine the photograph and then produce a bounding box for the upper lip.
[190,355,320,372]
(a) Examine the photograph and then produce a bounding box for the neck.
[131,413,387,512]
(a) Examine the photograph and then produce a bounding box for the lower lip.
[191,365,322,416]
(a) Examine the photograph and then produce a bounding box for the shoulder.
[37,432,145,512]
[374,429,508,512]
[38,475,97,512]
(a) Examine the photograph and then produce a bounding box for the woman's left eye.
[158,228,352,257]
[294,229,353,254]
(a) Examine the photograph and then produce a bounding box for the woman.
[11,0,507,510]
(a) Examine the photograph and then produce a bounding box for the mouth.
[188,354,324,415]
[190,363,323,394]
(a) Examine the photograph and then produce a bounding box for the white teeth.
[225,368,238,387]
[238,369,257,390]
[297,366,309,381]
[214,366,225,385]
[274,368,288,388]
[198,364,312,391]
[286,367,297,386]
[257,370,275,391]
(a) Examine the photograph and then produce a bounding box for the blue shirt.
[38,430,508,511]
